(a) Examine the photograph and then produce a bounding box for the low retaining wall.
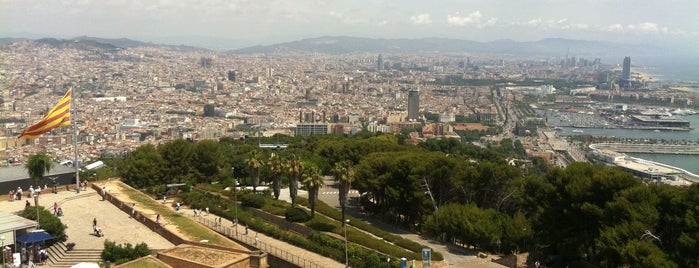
[93,182,267,268]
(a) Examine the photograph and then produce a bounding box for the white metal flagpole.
[72,86,80,193]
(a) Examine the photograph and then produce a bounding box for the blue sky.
[2,0,697,49]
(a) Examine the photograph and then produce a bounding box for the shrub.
[306,217,336,232]
[285,207,310,222]
[101,240,150,265]
[240,193,267,208]
[22,206,66,245]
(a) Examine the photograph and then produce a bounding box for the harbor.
[538,109,699,183]
[588,145,699,184]
[589,143,699,155]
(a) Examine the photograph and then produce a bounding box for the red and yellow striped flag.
[19,87,72,139]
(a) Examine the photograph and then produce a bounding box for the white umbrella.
[71,262,100,268]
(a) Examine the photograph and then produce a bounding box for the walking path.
[180,207,344,268]
[317,179,507,268]
[100,180,344,268]
[2,179,504,268]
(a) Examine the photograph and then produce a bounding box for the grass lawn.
[118,184,238,248]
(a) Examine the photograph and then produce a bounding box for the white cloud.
[410,13,432,25]
[628,22,659,32]
[571,23,589,30]
[447,11,496,28]
[527,18,542,27]
[601,22,695,37]
[377,20,388,26]
[604,24,624,32]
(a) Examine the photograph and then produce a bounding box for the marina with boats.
[537,105,699,185]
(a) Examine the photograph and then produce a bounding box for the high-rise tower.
[408,90,419,121]
[622,57,631,80]
[377,54,383,71]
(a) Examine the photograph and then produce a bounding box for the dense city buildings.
[0,40,696,168]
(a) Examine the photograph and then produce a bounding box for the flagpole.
[73,87,80,193]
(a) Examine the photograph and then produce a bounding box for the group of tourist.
[7,185,48,202]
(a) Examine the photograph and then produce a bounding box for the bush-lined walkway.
[101,180,345,268]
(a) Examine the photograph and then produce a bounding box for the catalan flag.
[19,87,72,139]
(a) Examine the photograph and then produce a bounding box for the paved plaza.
[1,185,174,252]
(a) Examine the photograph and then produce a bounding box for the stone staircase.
[46,242,102,267]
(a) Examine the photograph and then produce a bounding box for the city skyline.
[2,0,698,50]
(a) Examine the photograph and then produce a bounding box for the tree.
[302,163,324,217]
[26,152,53,185]
[191,140,223,183]
[246,150,264,193]
[158,139,194,183]
[268,152,285,200]
[286,155,304,206]
[332,160,354,226]
[117,144,166,188]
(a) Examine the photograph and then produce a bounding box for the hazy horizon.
[2,0,697,51]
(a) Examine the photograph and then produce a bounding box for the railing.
[187,214,324,268]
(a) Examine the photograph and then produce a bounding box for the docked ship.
[626,115,692,131]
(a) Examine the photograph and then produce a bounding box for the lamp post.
[1,236,5,268]
[344,219,349,267]
[523,228,527,252]
[35,194,40,228]
[233,167,238,236]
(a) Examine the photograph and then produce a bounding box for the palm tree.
[26,152,53,185]
[333,161,354,226]
[302,164,324,217]
[286,155,303,206]
[268,153,284,200]
[246,150,264,193]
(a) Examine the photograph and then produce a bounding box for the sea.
[554,115,699,175]
[634,55,699,93]
[543,56,699,174]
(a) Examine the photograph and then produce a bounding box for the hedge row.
[296,197,444,261]
[180,190,413,267]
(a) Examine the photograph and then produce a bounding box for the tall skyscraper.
[200,57,212,68]
[204,104,216,117]
[377,54,383,71]
[227,71,236,82]
[622,57,631,80]
[408,90,419,121]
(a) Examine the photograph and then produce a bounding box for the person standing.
[93,218,97,228]
[156,214,161,225]
[130,203,136,218]
[53,202,58,215]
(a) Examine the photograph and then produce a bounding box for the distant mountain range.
[0,36,210,52]
[226,36,668,59]
[0,35,675,60]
